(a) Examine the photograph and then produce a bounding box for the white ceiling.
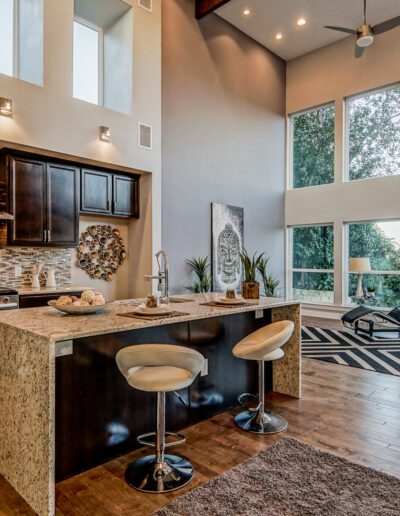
[216,0,400,61]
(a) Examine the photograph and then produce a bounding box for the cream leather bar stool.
[232,320,294,434]
[116,344,205,493]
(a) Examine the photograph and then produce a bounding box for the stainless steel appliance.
[0,288,19,310]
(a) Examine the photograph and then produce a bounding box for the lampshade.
[349,257,371,273]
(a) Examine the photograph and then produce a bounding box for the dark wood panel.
[18,291,84,309]
[47,163,79,247]
[113,174,139,218]
[189,311,272,423]
[56,323,190,481]
[195,0,232,19]
[81,169,112,214]
[8,156,46,246]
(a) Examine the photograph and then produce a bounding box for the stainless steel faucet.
[144,249,169,304]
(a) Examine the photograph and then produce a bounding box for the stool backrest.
[116,344,205,379]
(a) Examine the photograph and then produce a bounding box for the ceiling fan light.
[357,34,374,47]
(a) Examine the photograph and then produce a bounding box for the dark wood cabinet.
[81,169,112,215]
[47,164,80,246]
[81,169,139,218]
[113,174,139,217]
[8,156,79,247]
[8,156,47,246]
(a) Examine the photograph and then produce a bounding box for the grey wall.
[162,0,286,293]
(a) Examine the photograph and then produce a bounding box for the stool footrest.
[137,431,186,448]
[238,392,262,412]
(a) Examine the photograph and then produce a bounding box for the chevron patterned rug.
[302,326,400,376]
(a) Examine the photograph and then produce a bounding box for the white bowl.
[215,296,244,305]
[48,300,108,315]
[134,303,173,315]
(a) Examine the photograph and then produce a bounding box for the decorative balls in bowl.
[48,290,107,314]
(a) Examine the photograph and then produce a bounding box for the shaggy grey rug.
[154,438,400,515]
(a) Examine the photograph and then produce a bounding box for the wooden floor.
[1,316,400,515]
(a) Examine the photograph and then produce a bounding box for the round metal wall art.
[77,225,127,281]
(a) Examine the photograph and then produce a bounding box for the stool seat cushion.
[233,320,294,361]
[116,344,205,393]
[127,365,193,392]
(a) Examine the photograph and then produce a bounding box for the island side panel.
[0,324,54,516]
[271,303,301,398]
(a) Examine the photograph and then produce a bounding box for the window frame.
[343,219,400,306]
[344,82,400,183]
[287,101,336,190]
[287,223,335,304]
[73,16,104,106]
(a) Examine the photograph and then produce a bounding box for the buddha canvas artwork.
[212,202,244,292]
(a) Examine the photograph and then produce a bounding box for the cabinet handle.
[107,200,110,211]
[47,230,51,242]
[112,201,115,213]
[44,229,47,242]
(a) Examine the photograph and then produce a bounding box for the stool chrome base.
[125,454,194,493]
[235,410,288,434]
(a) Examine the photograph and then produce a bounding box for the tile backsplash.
[0,248,72,288]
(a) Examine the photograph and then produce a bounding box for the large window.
[347,85,400,181]
[290,225,334,303]
[73,0,133,113]
[290,104,335,189]
[0,0,43,85]
[346,221,400,308]
[73,19,102,105]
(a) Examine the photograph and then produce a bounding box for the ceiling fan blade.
[325,25,357,34]
[355,45,365,58]
[373,16,400,35]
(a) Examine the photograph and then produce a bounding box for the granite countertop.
[0,294,300,342]
[17,285,91,296]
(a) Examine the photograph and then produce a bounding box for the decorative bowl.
[215,296,245,305]
[48,300,108,315]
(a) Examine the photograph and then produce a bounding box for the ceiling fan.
[325,0,400,58]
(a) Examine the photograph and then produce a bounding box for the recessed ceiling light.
[243,9,250,16]
[276,33,283,40]
[297,18,306,26]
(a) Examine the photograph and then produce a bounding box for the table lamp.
[349,257,371,299]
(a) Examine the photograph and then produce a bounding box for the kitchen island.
[0,294,300,515]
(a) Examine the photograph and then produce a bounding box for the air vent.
[138,0,152,13]
[138,123,152,150]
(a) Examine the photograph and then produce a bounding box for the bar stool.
[116,344,205,493]
[232,320,294,434]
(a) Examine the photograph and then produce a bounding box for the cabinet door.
[8,156,47,245]
[47,164,80,247]
[113,174,139,217]
[81,169,112,214]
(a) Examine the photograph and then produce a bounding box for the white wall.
[286,28,400,305]
[0,0,161,298]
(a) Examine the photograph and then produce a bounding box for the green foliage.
[256,255,280,297]
[186,256,212,293]
[293,105,335,188]
[239,249,264,283]
[349,87,400,180]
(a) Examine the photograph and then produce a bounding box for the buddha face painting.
[217,223,241,284]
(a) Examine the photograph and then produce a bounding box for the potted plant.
[186,256,212,293]
[257,256,280,297]
[239,249,264,299]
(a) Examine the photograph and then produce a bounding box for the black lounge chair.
[342,305,400,338]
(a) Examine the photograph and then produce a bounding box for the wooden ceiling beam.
[195,0,232,20]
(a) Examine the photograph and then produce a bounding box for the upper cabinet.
[0,150,140,248]
[81,169,112,215]
[80,170,139,219]
[8,156,79,247]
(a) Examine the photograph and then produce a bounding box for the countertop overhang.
[0,294,300,342]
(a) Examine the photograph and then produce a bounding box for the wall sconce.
[99,126,111,142]
[0,98,13,117]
